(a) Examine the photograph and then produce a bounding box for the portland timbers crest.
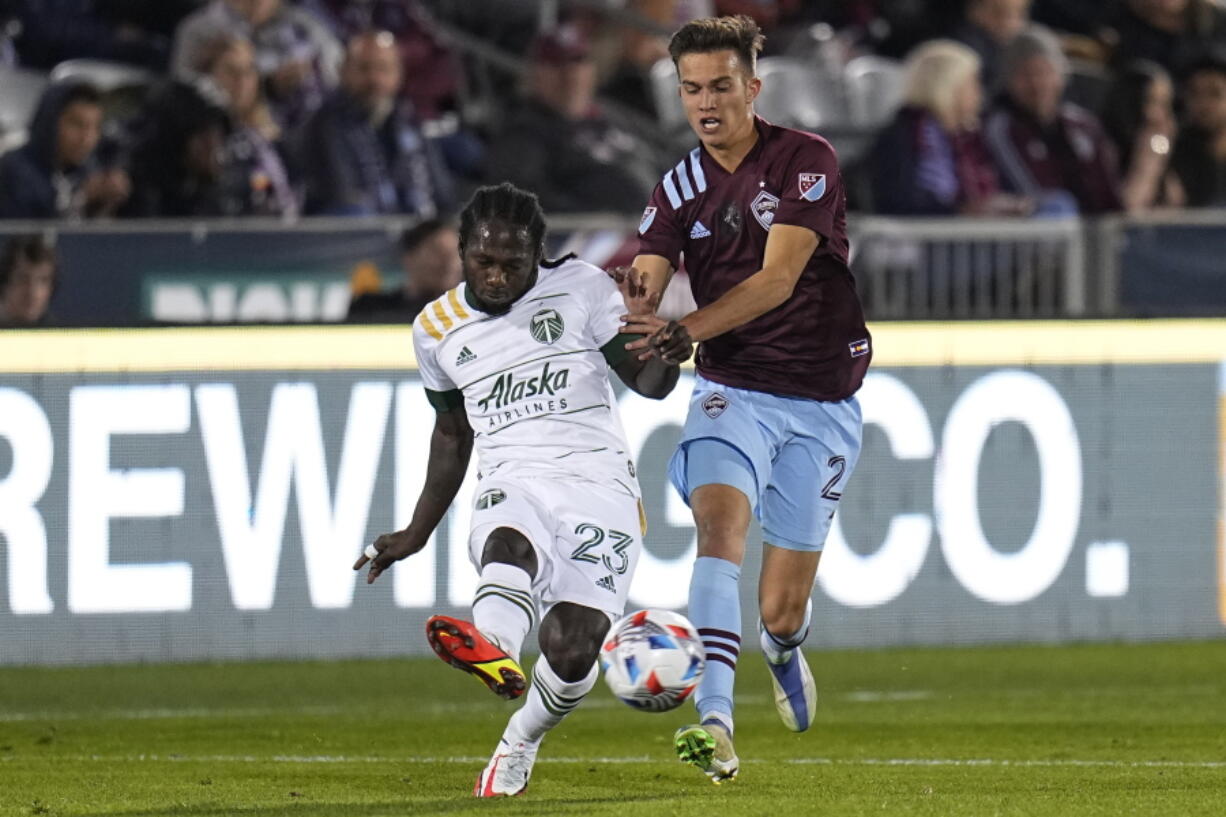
[530,308,565,344]
[476,488,506,509]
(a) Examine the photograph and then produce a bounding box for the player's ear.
[746,75,762,105]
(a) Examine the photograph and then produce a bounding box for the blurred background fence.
[3,213,1226,325]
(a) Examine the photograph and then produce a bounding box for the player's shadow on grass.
[97,793,673,817]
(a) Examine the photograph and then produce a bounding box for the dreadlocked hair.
[458,182,576,267]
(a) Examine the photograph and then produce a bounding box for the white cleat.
[473,739,538,797]
[674,720,740,784]
[766,647,818,732]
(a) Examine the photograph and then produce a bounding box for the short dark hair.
[668,15,765,76]
[458,183,547,257]
[0,234,57,293]
[1179,46,1226,82]
[399,218,449,254]
[59,82,103,111]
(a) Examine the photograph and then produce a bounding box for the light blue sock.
[688,556,742,729]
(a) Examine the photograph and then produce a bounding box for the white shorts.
[467,475,644,620]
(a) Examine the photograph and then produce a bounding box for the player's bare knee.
[480,527,537,576]
[759,599,806,638]
[539,603,609,681]
[694,525,745,563]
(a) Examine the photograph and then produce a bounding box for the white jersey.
[413,257,640,497]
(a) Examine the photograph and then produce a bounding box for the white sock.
[760,599,812,665]
[472,562,535,664]
[502,654,598,746]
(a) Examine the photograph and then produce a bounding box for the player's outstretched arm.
[626,226,820,354]
[353,408,474,584]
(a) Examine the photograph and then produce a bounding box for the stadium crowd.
[3,0,1226,325]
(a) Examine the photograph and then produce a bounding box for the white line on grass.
[4,755,1224,769]
[0,691,936,724]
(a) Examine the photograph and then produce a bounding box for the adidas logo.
[689,220,711,239]
[594,575,616,593]
[455,346,477,366]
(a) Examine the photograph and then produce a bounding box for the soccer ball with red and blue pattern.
[600,609,705,712]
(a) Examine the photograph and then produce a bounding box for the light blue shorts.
[667,375,862,551]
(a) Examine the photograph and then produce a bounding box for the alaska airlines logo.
[531,309,565,344]
[477,362,571,411]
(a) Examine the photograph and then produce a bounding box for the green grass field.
[2,641,1224,817]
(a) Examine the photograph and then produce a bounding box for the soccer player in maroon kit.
[615,15,872,783]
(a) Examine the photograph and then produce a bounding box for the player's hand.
[353,530,424,584]
[606,265,649,302]
[649,320,693,364]
[621,312,668,360]
[607,265,662,320]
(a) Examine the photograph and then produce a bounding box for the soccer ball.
[600,609,705,712]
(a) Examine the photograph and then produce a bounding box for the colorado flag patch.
[848,338,870,358]
[798,173,826,202]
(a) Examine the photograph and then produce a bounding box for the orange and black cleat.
[426,615,526,700]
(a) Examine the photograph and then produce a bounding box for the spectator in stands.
[0,234,56,327]
[1102,60,1186,210]
[172,0,342,130]
[1171,50,1226,206]
[1103,0,1226,72]
[952,0,1032,94]
[298,0,485,182]
[984,25,1122,213]
[195,34,298,217]
[871,40,1033,216]
[294,30,453,217]
[0,81,130,219]
[346,218,461,323]
[121,81,234,217]
[298,0,461,121]
[484,23,660,214]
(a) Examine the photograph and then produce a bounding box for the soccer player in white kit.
[354,182,692,797]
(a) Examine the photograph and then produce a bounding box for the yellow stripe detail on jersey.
[418,312,443,341]
[448,288,470,320]
[432,300,454,331]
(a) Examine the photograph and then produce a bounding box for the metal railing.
[4,212,1225,323]
[848,217,1088,319]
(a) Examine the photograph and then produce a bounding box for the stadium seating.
[0,66,47,151]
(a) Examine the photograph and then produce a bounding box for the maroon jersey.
[638,116,871,401]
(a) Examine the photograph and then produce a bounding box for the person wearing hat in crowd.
[983,23,1123,213]
[484,22,662,214]
[346,218,463,323]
